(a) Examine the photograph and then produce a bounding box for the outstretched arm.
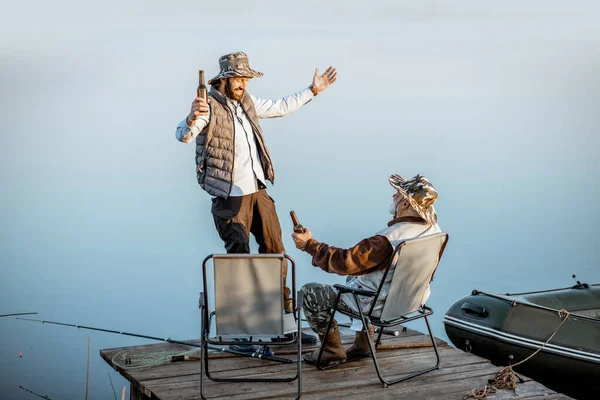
[253,66,338,119]
[292,228,393,276]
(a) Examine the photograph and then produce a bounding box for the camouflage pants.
[300,282,353,337]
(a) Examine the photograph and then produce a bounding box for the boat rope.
[464,308,570,399]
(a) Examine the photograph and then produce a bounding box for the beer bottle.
[290,211,305,233]
[197,70,207,101]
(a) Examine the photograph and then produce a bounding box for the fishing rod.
[172,345,293,364]
[1,312,38,318]
[106,373,118,400]
[17,317,202,347]
[19,385,52,399]
[17,317,293,364]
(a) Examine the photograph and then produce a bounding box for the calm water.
[2,2,600,399]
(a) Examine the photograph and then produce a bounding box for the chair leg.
[295,303,303,400]
[367,314,441,388]
[200,307,207,400]
[312,292,442,387]
[354,301,387,385]
[200,307,303,399]
[375,327,384,348]
[425,315,441,370]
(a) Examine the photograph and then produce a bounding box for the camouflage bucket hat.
[208,51,264,85]
[389,174,438,224]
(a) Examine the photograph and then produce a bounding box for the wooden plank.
[210,333,444,360]
[321,381,556,400]
[131,345,464,384]
[306,369,554,400]
[119,345,488,399]
[516,395,572,400]
[99,329,567,400]
[129,386,149,400]
[131,360,564,400]
[152,355,493,390]
[194,334,444,362]
[482,381,556,399]
[147,360,502,399]
[102,340,201,359]
[100,333,447,383]
[144,349,500,399]
[142,344,567,400]
[100,327,443,363]
[99,325,429,358]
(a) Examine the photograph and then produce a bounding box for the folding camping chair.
[199,254,302,399]
[314,232,449,387]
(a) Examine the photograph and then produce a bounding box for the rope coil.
[465,308,570,399]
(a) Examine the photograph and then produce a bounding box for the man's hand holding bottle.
[291,228,312,250]
[290,211,312,250]
[186,96,211,127]
[187,69,211,127]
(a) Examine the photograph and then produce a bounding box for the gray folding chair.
[315,232,449,387]
[199,254,302,399]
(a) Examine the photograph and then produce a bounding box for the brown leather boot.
[303,325,346,367]
[345,324,375,361]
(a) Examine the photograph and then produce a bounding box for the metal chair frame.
[314,233,449,388]
[199,253,302,399]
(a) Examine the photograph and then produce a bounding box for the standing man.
[175,52,337,340]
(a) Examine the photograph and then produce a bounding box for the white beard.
[389,201,397,216]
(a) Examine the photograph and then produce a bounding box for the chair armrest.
[334,284,376,297]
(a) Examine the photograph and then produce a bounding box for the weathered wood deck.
[100,327,570,400]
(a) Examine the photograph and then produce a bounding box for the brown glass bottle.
[197,70,207,101]
[290,211,305,233]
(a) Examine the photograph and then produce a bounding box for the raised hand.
[187,96,211,127]
[312,66,338,94]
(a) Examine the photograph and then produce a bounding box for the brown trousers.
[211,188,292,310]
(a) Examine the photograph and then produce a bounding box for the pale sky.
[1,1,599,398]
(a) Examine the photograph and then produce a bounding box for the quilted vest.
[195,87,275,198]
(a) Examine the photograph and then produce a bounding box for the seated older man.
[291,173,441,366]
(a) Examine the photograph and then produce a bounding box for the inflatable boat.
[443,283,600,399]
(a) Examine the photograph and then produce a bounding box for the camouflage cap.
[389,174,438,224]
[208,51,264,85]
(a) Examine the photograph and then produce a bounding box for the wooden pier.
[100,326,570,399]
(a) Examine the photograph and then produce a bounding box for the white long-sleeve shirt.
[176,87,314,196]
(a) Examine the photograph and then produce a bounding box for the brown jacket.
[304,216,441,314]
[303,216,430,276]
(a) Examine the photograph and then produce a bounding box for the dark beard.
[225,79,244,101]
